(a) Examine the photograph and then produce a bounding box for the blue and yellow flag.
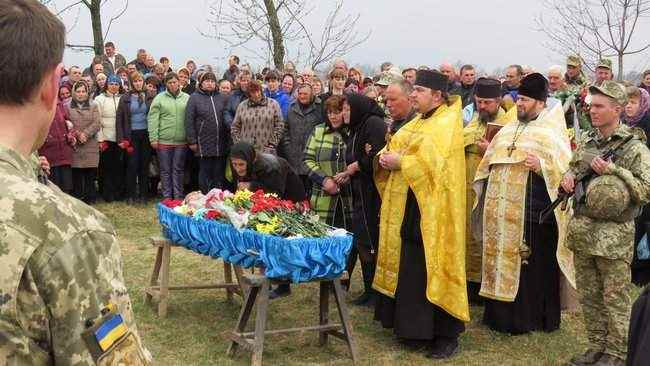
[94,314,128,351]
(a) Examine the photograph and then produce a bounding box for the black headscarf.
[345,94,385,131]
[230,142,256,179]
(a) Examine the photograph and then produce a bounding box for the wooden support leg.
[145,245,164,305]
[332,278,359,363]
[158,242,172,318]
[233,265,247,295]
[227,284,261,357]
[319,281,330,346]
[223,262,234,302]
[252,279,270,366]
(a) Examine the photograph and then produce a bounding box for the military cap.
[585,175,630,220]
[376,70,404,86]
[589,80,628,105]
[596,58,613,70]
[567,55,582,67]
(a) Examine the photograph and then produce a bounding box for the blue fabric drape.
[157,204,353,282]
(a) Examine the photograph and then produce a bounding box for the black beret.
[414,70,448,91]
[518,72,549,101]
[474,77,501,99]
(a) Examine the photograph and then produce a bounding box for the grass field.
[97,201,640,365]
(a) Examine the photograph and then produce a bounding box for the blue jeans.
[158,146,186,199]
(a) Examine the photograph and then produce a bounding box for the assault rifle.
[538,134,634,223]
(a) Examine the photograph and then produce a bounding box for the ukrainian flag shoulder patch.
[95,314,128,351]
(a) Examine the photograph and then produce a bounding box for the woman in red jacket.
[38,97,74,193]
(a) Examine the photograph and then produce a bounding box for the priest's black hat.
[518,73,549,101]
[474,77,502,99]
[414,69,448,91]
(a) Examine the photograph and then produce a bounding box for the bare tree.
[536,0,650,80]
[42,0,129,56]
[203,0,370,70]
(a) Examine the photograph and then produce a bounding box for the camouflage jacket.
[566,123,650,259]
[0,146,151,365]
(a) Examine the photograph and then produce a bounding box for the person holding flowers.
[68,80,101,204]
[303,95,353,230]
[95,74,125,202]
[116,71,155,204]
[230,141,307,298]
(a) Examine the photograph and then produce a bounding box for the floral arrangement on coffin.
[161,189,344,238]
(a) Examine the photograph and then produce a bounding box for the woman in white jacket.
[95,74,125,202]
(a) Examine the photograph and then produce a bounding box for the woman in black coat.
[185,72,230,194]
[337,94,387,306]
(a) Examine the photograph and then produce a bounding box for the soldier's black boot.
[569,348,604,365]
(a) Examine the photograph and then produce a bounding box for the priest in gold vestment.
[473,73,575,334]
[373,70,469,359]
[463,77,516,303]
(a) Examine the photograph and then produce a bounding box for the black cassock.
[374,189,465,341]
[482,173,561,334]
[628,285,650,366]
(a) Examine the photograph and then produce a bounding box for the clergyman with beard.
[472,73,575,334]
[462,77,515,303]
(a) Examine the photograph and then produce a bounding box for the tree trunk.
[89,0,104,56]
[617,52,624,82]
[263,0,285,69]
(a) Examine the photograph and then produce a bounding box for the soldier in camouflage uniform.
[0,1,151,365]
[564,81,650,366]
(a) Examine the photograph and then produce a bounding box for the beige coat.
[68,102,101,168]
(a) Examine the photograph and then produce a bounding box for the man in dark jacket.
[224,70,252,127]
[222,55,240,83]
[100,41,127,76]
[457,64,476,107]
[280,84,323,193]
[129,49,149,74]
[185,72,230,193]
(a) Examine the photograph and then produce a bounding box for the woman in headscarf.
[68,80,101,204]
[624,86,650,286]
[230,141,306,203]
[230,141,307,299]
[337,93,387,306]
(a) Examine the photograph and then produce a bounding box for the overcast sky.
[59,0,650,75]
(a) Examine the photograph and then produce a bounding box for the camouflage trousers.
[574,253,632,360]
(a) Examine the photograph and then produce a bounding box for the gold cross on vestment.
[507,143,516,157]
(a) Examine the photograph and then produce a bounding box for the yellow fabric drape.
[373,96,469,322]
[473,101,576,302]
[463,108,516,283]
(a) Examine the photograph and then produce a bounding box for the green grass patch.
[97,201,641,365]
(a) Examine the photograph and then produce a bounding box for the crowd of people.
[4,1,650,364]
